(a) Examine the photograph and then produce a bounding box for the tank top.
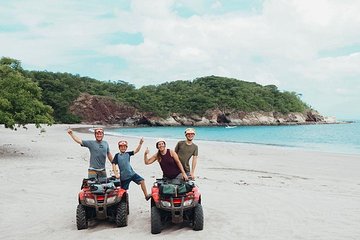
[159,149,181,179]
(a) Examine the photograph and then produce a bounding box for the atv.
[76,176,128,230]
[150,178,204,234]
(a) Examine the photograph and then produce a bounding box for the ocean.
[106,121,360,155]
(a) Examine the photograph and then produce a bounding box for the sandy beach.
[1,124,359,240]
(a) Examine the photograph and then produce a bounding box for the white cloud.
[0,0,359,119]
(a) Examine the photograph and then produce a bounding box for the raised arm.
[144,147,158,165]
[67,128,82,145]
[170,150,188,181]
[133,137,144,154]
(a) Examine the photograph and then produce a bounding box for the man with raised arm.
[67,127,113,179]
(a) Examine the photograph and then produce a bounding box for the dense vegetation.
[0,58,54,129]
[133,77,309,117]
[25,71,135,123]
[1,57,310,127]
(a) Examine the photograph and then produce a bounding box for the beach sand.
[1,124,359,240]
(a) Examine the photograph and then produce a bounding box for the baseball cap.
[184,128,196,135]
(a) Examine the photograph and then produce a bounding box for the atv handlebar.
[156,176,194,181]
[155,178,195,186]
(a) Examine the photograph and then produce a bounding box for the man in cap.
[175,128,198,179]
[112,138,151,201]
[67,127,113,179]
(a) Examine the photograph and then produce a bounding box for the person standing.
[144,139,188,181]
[175,128,198,179]
[67,127,113,179]
[112,138,151,201]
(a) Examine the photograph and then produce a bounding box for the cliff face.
[69,93,139,125]
[69,93,336,126]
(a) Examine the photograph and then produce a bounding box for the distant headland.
[1,57,339,128]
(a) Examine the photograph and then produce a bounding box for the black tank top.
[159,149,181,179]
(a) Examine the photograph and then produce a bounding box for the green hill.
[1,57,311,126]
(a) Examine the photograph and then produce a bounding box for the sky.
[1,0,359,120]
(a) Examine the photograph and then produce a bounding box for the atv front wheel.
[115,201,128,227]
[151,206,162,234]
[192,204,204,231]
[76,204,88,230]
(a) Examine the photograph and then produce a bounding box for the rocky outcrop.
[147,110,332,126]
[69,93,336,126]
[69,93,139,125]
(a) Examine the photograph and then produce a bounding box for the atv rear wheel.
[115,201,128,227]
[76,204,88,230]
[192,204,204,231]
[151,206,162,234]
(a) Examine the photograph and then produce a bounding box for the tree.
[0,57,54,129]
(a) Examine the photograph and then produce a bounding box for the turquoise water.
[107,121,360,155]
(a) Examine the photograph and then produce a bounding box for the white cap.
[184,128,196,135]
[156,138,166,148]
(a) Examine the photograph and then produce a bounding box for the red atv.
[150,178,204,234]
[76,176,128,230]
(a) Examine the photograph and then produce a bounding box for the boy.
[112,138,151,201]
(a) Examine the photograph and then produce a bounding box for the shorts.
[121,173,144,190]
[88,169,107,180]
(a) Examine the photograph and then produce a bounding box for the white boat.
[225,125,237,129]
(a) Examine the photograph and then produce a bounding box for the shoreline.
[1,124,360,239]
[77,119,354,128]
[100,124,360,156]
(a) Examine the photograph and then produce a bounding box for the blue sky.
[1,0,359,119]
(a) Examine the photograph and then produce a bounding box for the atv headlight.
[160,200,171,207]
[107,196,117,204]
[85,198,95,205]
[183,199,193,207]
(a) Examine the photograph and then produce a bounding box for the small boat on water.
[225,125,237,129]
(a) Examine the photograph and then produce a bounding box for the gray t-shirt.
[112,151,135,181]
[82,140,110,170]
[175,141,198,172]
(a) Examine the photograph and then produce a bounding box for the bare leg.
[140,180,151,200]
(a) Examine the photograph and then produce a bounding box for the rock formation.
[69,93,336,126]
